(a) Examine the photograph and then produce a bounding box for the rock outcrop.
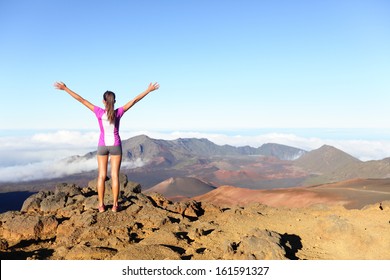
[0,174,389,260]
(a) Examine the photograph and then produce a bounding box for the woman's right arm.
[54,82,95,111]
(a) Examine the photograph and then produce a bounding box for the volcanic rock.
[1,174,389,260]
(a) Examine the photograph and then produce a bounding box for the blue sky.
[1,0,390,181]
[1,0,389,131]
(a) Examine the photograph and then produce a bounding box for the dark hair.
[103,91,116,124]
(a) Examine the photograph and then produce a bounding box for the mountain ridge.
[295,144,361,172]
[120,134,307,164]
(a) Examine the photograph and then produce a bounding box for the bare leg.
[97,155,109,210]
[110,154,122,209]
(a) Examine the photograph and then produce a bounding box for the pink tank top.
[93,106,125,146]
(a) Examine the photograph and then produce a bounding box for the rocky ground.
[0,174,389,260]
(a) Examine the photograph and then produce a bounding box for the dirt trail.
[322,187,390,195]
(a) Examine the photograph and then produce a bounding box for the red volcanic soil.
[309,178,390,209]
[193,178,390,209]
[213,170,265,181]
[193,186,343,208]
[212,163,306,181]
[206,160,308,189]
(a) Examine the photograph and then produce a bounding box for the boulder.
[0,212,58,246]
[2,177,390,260]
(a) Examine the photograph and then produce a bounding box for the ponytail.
[103,91,116,124]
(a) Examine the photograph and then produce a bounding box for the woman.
[54,81,160,212]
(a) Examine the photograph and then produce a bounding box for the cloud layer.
[0,130,144,182]
[0,156,145,182]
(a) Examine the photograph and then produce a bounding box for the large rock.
[87,173,141,202]
[1,177,390,260]
[222,229,287,260]
[0,212,58,246]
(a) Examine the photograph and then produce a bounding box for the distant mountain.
[144,177,216,200]
[258,143,306,160]
[121,135,177,166]
[295,145,361,174]
[294,145,390,185]
[120,135,306,166]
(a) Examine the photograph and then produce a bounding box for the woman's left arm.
[122,82,160,112]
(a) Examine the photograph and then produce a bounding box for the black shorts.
[97,145,122,156]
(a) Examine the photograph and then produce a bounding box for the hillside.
[193,178,390,209]
[1,175,389,260]
[294,145,361,174]
[144,177,216,201]
[258,143,306,160]
[294,145,390,185]
[192,185,342,208]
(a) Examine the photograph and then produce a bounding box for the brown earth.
[0,175,389,260]
[193,178,390,210]
[192,185,344,208]
[144,177,216,201]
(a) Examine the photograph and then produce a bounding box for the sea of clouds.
[1,129,390,183]
[0,130,144,182]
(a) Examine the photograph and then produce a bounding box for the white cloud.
[0,158,96,182]
[0,131,97,167]
[0,156,145,183]
[0,130,146,182]
[31,130,98,146]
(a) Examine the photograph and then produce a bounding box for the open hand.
[147,82,160,93]
[54,81,67,90]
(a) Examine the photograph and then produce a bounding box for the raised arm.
[54,82,95,111]
[122,82,160,112]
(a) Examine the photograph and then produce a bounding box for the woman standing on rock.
[54,81,160,212]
